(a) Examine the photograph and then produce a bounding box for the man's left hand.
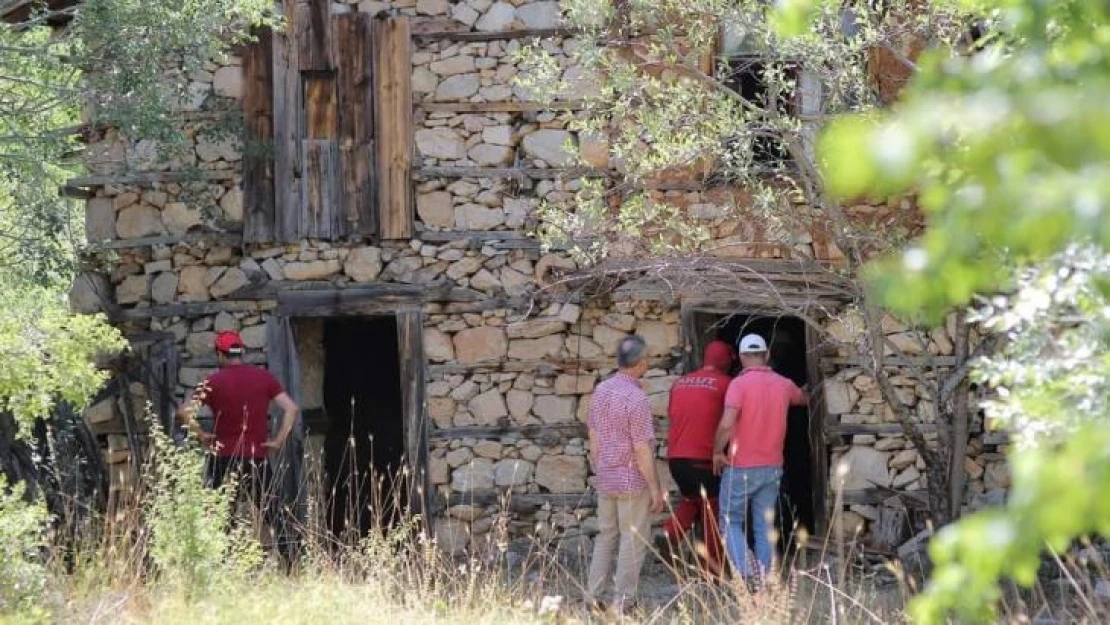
[264,437,287,449]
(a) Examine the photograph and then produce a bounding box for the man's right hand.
[650,487,665,513]
[713,452,729,475]
[197,431,218,451]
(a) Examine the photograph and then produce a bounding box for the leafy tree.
[518,0,984,524]
[803,0,1110,621]
[1,0,275,284]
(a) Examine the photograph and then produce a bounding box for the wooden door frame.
[679,298,830,536]
[273,285,430,521]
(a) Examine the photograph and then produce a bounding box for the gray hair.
[617,334,648,369]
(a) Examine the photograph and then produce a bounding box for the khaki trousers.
[586,489,652,605]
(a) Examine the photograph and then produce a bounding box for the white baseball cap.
[738,334,768,353]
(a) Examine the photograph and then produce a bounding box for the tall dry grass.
[17,427,1110,625]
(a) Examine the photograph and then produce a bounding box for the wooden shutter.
[242,28,276,243]
[271,0,303,243]
[333,12,377,238]
[372,16,413,240]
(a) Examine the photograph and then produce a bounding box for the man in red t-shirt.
[177,331,298,538]
[662,340,733,575]
[713,334,808,582]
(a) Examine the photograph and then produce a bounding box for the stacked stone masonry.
[74,0,1006,556]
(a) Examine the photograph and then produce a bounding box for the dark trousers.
[204,455,298,567]
[664,458,723,574]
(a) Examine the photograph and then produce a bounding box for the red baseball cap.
[214,331,245,355]
[703,340,734,371]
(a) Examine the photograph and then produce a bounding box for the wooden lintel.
[419,101,583,114]
[67,169,238,188]
[414,166,609,180]
[93,231,244,250]
[413,26,568,42]
[276,285,425,316]
[429,422,586,441]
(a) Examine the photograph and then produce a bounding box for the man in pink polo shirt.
[713,333,808,582]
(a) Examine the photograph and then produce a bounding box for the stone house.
[61,0,1009,556]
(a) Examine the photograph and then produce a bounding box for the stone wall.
[74,0,1004,556]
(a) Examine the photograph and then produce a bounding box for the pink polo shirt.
[723,366,806,468]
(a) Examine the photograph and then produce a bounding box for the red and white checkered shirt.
[588,372,656,494]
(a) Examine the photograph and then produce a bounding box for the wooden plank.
[67,170,237,188]
[429,423,586,441]
[840,488,928,509]
[806,322,830,535]
[415,166,608,180]
[295,0,331,71]
[826,422,985,438]
[413,26,569,42]
[821,355,958,368]
[272,0,303,243]
[373,15,414,240]
[300,139,344,239]
[439,492,597,513]
[119,300,262,319]
[419,101,583,113]
[96,231,243,250]
[417,229,532,242]
[266,316,307,534]
[428,356,674,375]
[397,310,429,519]
[333,12,376,238]
[303,73,337,139]
[242,27,275,243]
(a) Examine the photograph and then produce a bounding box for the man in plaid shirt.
[585,334,665,612]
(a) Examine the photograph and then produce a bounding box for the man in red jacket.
[662,340,734,575]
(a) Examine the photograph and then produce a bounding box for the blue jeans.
[719,466,782,579]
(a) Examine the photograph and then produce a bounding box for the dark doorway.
[687,312,816,551]
[321,316,406,540]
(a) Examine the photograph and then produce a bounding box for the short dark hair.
[617,334,648,369]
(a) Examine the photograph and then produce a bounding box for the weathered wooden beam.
[429,422,586,441]
[413,26,569,42]
[825,422,987,440]
[183,352,268,368]
[67,170,238,188]
[427,356,673,375]
[119,300,266,319]
[414,166,609,180]
[839,488,929,509]
[417,229,532,242]
[419,101,583,113]
[981,432,1011,446]
[821,355,958,368]
[439,491,597,512]
[94,231,243,250]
